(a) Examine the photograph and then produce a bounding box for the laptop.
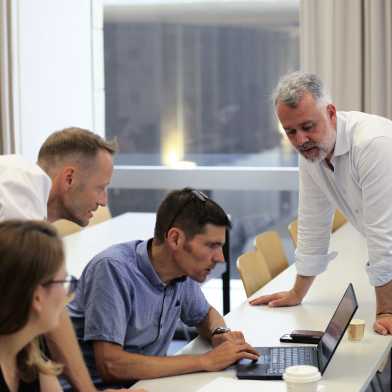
[236,283,358,380]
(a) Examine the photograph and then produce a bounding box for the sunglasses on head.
[165,189,209,235]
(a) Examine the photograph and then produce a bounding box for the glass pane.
[104,4,299,167]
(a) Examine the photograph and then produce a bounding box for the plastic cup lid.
[283,365,321,383]
[350,319,365,325]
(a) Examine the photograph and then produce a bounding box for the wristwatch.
[211,326,231,336]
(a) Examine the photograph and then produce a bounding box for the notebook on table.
[236,283,358,380]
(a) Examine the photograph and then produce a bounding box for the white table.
[132,223,392,392]
[63,212,156,278]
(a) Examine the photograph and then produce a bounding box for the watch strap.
[211,326,231,336]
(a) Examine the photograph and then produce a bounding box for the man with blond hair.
[0,127,136,391]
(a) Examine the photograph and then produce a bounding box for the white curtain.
[300,0,392,119]
[363,0,392,117]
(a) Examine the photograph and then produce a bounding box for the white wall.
[12,0,97,161]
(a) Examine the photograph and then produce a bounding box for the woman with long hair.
[0,220,146,392]
[0,220,70,391]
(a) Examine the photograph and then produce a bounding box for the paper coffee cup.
[348,319,365,341]
[283,365,321,392]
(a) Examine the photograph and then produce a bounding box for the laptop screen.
[317,283,358,373]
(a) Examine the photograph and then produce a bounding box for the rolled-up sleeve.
[180,280,210,327]
[295,251,338,276]
[80,258,132,345]
[0,168,51,220]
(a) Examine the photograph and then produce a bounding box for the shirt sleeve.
[357,137,392,286]
[0,169,50,220]
[295,158,337,276]
[180,279,210,327]
[80,257,133,345]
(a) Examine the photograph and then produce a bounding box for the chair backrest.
[88,206,112,226]
[237,250,272,298]
[332,209,347,232]
[255,230,289,278]
[52,206,112,237]
[52,219,81,237]
[288,219,298,247]
[288,209,347,246]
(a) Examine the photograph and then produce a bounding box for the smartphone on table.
[280,329,323,344]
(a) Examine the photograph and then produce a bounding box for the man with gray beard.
[250,71,392,336]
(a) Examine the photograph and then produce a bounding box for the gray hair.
[272,71,331,108]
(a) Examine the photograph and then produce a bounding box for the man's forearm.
[292,274,316,300]
[375,279,392,314]
[96,348,206,381]
[45,310,96,392]
[196,307,225,341]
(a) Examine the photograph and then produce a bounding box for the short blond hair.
[38,127,117,171]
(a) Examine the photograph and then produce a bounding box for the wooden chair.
[255,230,289,278]
[332,209,347,232]
[287,219,298,247]
[288,209,347,247]
[88,206,112,226]
[236,250,272,298]
[52,219,81,236]
[52,206,112,236]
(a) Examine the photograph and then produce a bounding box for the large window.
[103,1,300,278]
[104,1,299,168]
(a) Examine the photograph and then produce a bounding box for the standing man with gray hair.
[250,71,392,336]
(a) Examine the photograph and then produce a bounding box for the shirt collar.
[136,239,166,289]
[332,112,350,159]
[135,239,186,289]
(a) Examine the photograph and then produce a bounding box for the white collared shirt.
[296,111,392,286]
[0,155,51,221]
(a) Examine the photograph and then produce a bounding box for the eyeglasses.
[42,275,78,297]
[165,189,209,235]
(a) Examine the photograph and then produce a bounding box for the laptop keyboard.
[267,347,317,375]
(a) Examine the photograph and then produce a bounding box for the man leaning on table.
[0,128,136,392]
[250,71,392,336]
[68,188,259,385]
